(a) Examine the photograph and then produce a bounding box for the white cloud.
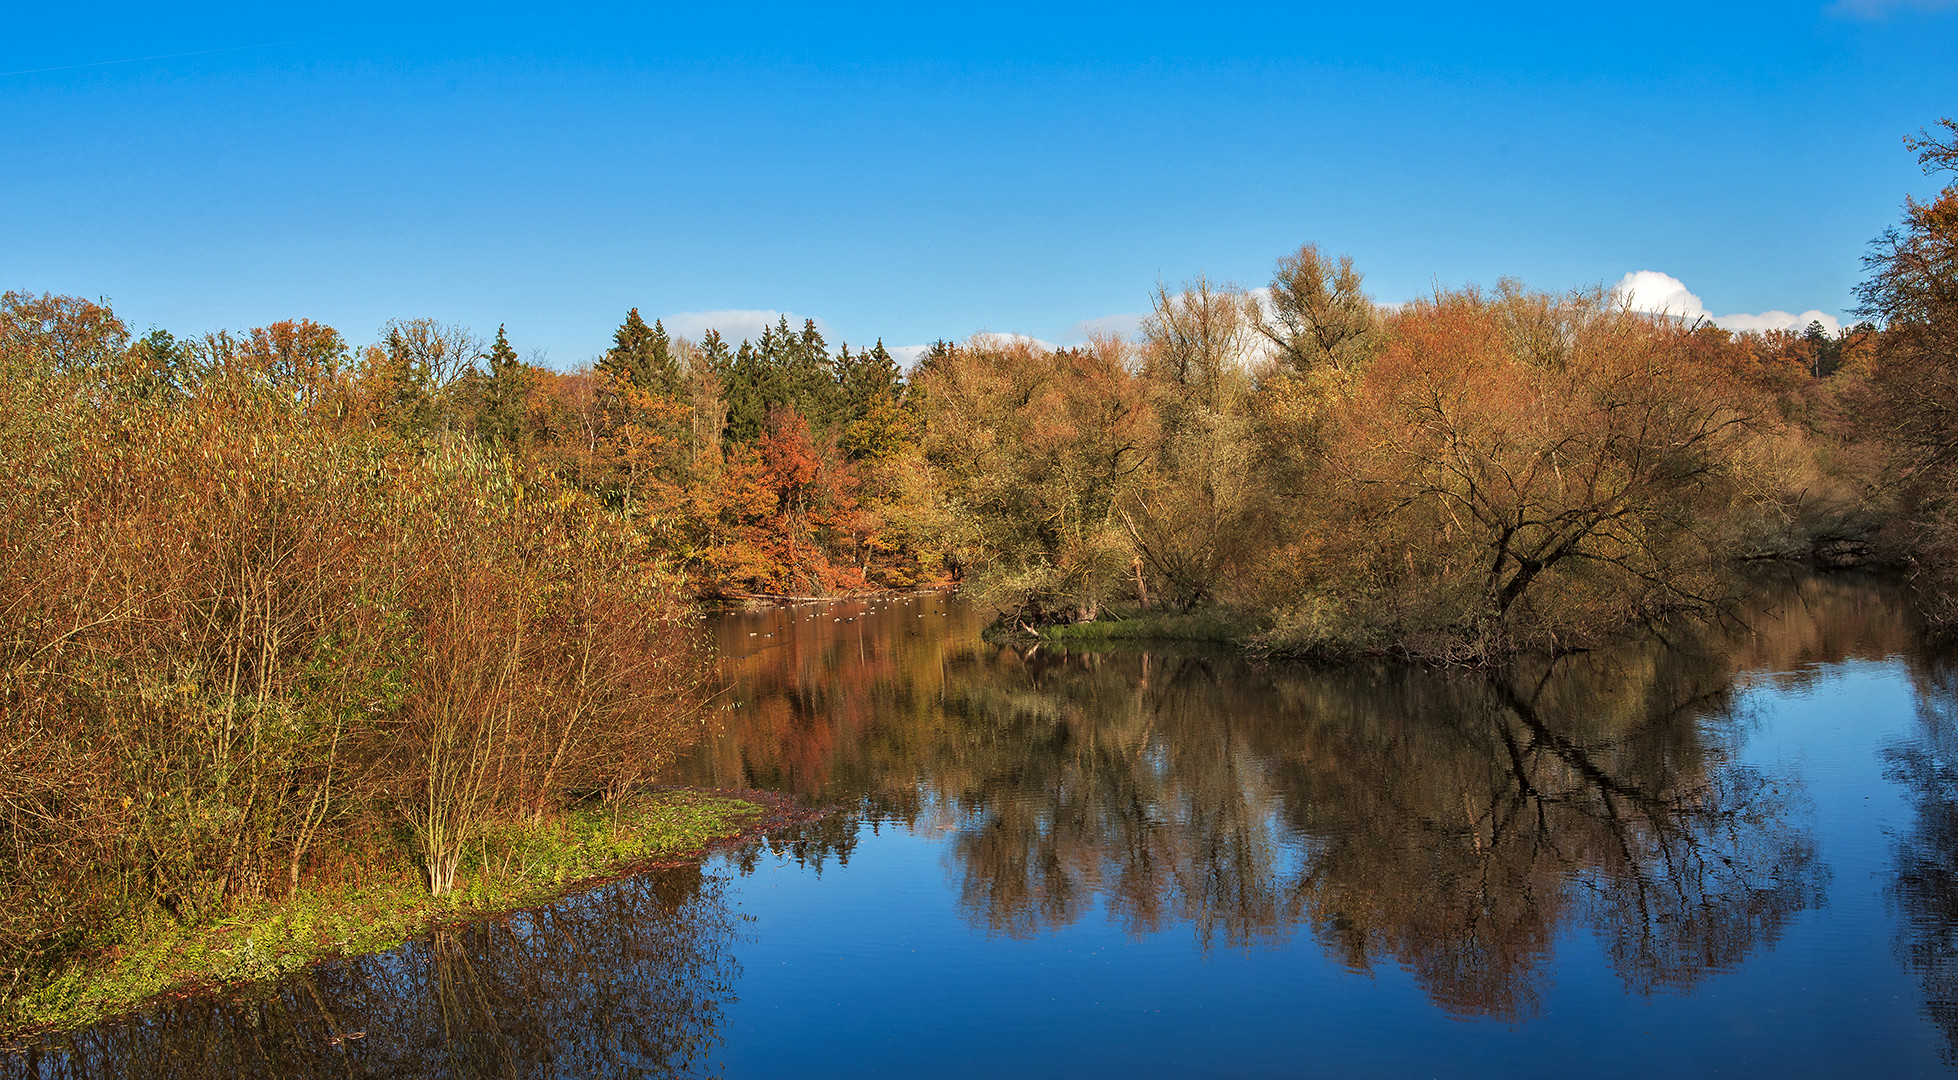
[972,331,1062,352]
[1613,270,1711,322]
[662,308,832,344]
[889,343,931,370]
[1070,312,1148,340]
[882,333,1061,372]
[1825,0,1958,18]
[1610,271,1840,335]
[1703,308,1842,334]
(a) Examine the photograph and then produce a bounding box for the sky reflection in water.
[16,571,1958,1078]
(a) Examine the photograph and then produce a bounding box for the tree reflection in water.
[6,574,1922,1073]
[931,640,1824,1020]
[691,574,1905,1022]
[1890,649,1958,1063]
[12,868,738,1080]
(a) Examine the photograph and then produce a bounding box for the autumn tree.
[0,290,129,376]
[1127,276,1264,611]
[1267,286,1755,657]
[1859,117,1958,348]
[1855,118,1958,618]
[1246,245,1385,584]
[239,319,349,404]
[358,318,481,438]
[1260,242,1382,375]
[919,336,1154,625]
[676,335,730,477]
[688,408,869,596]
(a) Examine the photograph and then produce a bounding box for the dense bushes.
[0,294,712,1011]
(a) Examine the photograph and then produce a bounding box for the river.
[13,570,1958,1077]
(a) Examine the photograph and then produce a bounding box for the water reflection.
[1890,648,1958,1064]
[687,575,1912,1020]
[936,645,1826,1018]
[11,868,738,1080]
[11,574,1936,1075]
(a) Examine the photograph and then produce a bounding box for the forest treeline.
[12,120,1954,658]
[2,119,1956,1021]
[931,122,1956,654]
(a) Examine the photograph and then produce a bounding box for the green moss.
[5,789,766,1038]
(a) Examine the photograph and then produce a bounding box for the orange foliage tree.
[1856,118,1958,617]
[1263,286,1758,656]
[688,408,871,597]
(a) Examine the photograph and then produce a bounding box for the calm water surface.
[17,572,1958,1077]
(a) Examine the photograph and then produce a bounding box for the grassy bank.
[1027,610,1247,646]
[4,789,782,1039]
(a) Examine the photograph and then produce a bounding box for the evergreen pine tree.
[380,325,435,438]
[1802,319,1842,378]
[790,318,842,424]
[696,328,735,377]
[839,338,903,416]
[724,337,773,444]
[599,308,683,400]
[747,316,842,428]
[838,340,914,462]
[648,317,681,398]
[480,324,528,453]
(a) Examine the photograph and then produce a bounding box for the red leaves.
[691,408,870,597]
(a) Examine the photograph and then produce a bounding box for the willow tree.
[918,336,1154,626]
[1127,276,1264,611]
[1261,242,1382,375]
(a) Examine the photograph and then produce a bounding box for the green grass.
[1032,610,1246,645]
[6,789,768,1037]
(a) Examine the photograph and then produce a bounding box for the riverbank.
[1019,610,1247,646]
[2,787,815,1041]
[1008,565,1865,665]
[1016,608,1615,666]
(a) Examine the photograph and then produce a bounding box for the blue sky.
[3,2,1955,365]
